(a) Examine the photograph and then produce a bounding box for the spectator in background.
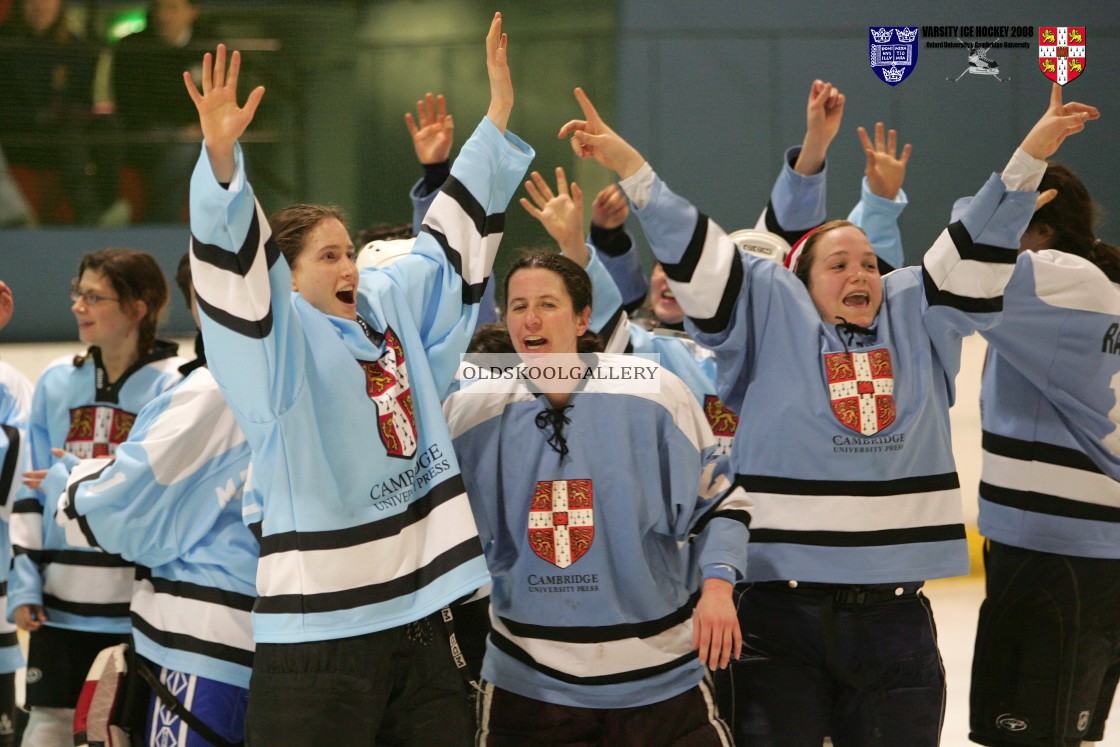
[0,0,122,225]
[0,144,33,227]
[111,0,202,223]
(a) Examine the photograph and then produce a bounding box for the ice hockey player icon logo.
[869,26,919,86]
[1039,26,1086,85]
[948,38,1008,82]
[528,479,594,569]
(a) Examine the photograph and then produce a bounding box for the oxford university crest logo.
[1039,27,1085,85]
[824,349,896,436]
[528,479,594,569]
[869,26,919,86]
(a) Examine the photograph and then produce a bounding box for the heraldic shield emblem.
[824,349,896,436]
[66,405,136,458]
[1039,27,1085,85]
[869,26,919,86]
[528,479,594,569]
[358,328,418,460]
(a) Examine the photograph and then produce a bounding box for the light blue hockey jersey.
[190,117,533,644]
[51,367,256,687]
[444,355,751,709]
[626,159,1040,584]
[0,362,32,673]
[978,249,1120,559]
[8,344,183,632]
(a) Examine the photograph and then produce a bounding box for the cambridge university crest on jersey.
[359,328,418,459]
[528,479,594,569]
[824,349,896,436]
[65,405,137,458]
[703,395,739,457]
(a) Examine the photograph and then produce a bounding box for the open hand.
[520,167,589,267]
[857,122,911,200]
[407,93,454,165]
[485,13,513,132]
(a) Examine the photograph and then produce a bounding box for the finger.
[183,70,203,107]
[214,44,227,89]
[423,92,436,124]
[898,142,912,167]
[227,49,243,93]
[436,93,447,121]
[571,181,583,211]
[569,131,593,159]
[405,112,418,137]
[1036,188,1058,211]
[573,87,603,125]
[834,92,846,112]
[523,178,547,209]
[557,120,588,139]
[200,52,212,95]
[1062,102,1100,119]
[732,623,743,661]
[554,166,568,197]
[857,126,873,153]
[886,128,897,158]
[241,86,266,121]
[486,12,502,58]
[518,197,544,221]
[1050,82,1063,111]
[530,170,555,201]
[719,628,732,669]
[874,122,885,152]
[50,448,66,457]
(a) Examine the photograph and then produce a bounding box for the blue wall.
[616,1,1119,267]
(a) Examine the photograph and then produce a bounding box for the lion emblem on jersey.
[528,479,594,569]
[824,349,896,436]
[65,405,137,458]
[358,328,418,459]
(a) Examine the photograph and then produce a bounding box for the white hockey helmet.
[356,237,417,270]
[726,228,791,264]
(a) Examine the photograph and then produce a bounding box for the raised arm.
[407,92,456,233]
[846,122,911,270]
[520,167,628,348]
[183,45,265,184]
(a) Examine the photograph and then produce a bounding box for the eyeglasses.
[69,289,120,306]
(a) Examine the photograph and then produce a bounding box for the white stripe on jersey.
[748,488,963,532]
[43,562,132,605]
[1030,250,1120,315]
[424,189,499,288]
[983,451,1120,509]
[256,494,478,598]
[191,201,275,324]
[923,229,1014,299]
[490,612,695,680]
[132,578,254,655]
[666,222,736,320]
[9,513,42,552]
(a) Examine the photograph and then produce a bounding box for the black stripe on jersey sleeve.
[689,506,752,540]
[922,266,1003,313]
[257,475,467,556]
[660,212,709,285]
[497,593,697,645]
[132,613,254,668]
[12,498,42,514]
[982,431,1103,474]
[43,594,130,619]
[596,305,627,351]
[689,251,744,336]
[946,221,1018,265]
[980,482,1120,523]
[194,292,274,341]
[420,226,488,305]
[63,460,113,549]
[0,424,19,507]
[749,523,966,547]
[32,548,132,567]
[762,199,810,246]
[0,632,16,649]
[737,471,960,497]
[436,176,503,240]
[189,206,278,276]
[488,630,698,686]
[136,567,255,612]
[253,536,484,615]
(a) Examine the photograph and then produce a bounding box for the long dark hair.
[72,248,169,366]
[1031,163,1120,283]
[503,251,602,353]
